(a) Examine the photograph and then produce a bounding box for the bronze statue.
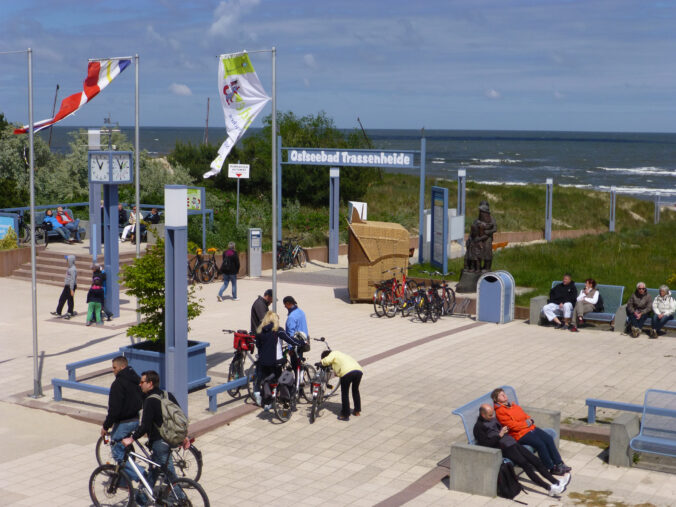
[464,200,497,272]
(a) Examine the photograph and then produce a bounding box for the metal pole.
[609,186,616,232]
[236,159,240,226]
[654,195,661,224]
[134,54,141,260]
[271,47,277,312]
[545,178,553,241]
[418,137,426,264]
[28,48,42,398]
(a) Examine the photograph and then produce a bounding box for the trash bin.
[477,271,515,324]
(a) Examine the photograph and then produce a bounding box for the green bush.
[0,226,18,250]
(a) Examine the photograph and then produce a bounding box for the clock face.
[112,154,132,182]
[89,154,110,182]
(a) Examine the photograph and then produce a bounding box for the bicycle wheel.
[294,248,307,268]
[400,281,418,317]
[298,363,316,403]
[429,293,442,323]
[95,436,115,466]
[373,287,386,317]
[227,355,244,398]
[173,445,203,482]
[197,261,216,283]
[382,289,398,318]
[34,226,47,246]
[311,384,325,422]
[246,363,257,402]
[273,387,293,422]
[89,464,133,507]
[164,478,210,507]
[416,293,430,323]
[443,287,456,315]
[324,369,341,398]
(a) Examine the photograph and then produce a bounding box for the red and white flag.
[14,58,131,134]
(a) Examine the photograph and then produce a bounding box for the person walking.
[217,242,240,301]
[101,356,143,482]
[86,276,105,326]
[320,349,363,421]
[251,289,273,333]
[51,255,77,319]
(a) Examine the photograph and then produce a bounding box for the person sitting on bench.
[569,278,599,333]
[492,387,572,476]
[542,273,578,329]
[651,285,676,339]
[474,403,570,497]
[625,282,652,338]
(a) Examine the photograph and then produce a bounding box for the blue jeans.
[110,420,142,481]
[52,226,69,241]
[218,274,237,299]
[627,313,649,330]
[518,427,562,470]
[148,439,176,487]
[652,314,674,333]
[64,219,80,240]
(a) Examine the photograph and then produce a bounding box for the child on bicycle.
[320,350,363,421]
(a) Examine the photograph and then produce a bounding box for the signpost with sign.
[228,163,250,226]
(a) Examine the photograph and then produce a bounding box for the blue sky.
[1,0,675,132]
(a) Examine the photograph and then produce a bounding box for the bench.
[66,351,120,381]
[449,385,561,497]
[608,389,676,466]
[36,208,86,242]
[530,282,624,330]
[52,351,120,400]
[206,376,250,412]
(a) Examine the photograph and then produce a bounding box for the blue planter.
[119,340,211,390]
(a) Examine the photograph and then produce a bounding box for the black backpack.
[497,461,523,500]
[220,254,234,274]
[594,293,604,312]
[277,370,295,401]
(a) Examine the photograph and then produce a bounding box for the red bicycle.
[378,267,419,318]
[223,329,256,399]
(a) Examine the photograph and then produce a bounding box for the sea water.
[42,127,676,200]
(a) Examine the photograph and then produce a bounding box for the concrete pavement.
[1,252,675,506]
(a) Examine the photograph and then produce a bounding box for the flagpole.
[271,46,277,312]
[28,47,42,398]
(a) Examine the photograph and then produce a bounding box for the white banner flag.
[204,52,270,178]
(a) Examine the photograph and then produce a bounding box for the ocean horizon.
[40,127,676,201]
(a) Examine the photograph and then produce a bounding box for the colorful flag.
[14,59,131,134]
[204,52,270,178]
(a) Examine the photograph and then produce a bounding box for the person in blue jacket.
[283,296,309,338]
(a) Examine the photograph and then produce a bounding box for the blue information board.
[0,213,19,242]
[430,186,448,274]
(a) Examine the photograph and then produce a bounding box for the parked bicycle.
[276,236,307,270]
[89,440,209,506]
[95,433,203,482]
[374,267,419,318]
[17,213,48,246]
[187,248,218,285]
[309,337,340,423]
[429,270,456,316]
[222,329,257,400]
[284,332,315,404]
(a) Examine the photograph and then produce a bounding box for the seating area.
[36,208,86,242]
[449,385,561,497]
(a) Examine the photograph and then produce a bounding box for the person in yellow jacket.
[321,350,363,421]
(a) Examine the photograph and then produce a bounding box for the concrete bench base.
[609,413,640,467]
[449,443,502,497]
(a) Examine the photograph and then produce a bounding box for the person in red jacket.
[492,387,571,475]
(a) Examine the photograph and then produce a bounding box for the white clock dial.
[89,154,110,182]
[112,154,132,182]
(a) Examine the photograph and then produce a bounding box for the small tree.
[120,236,203,346]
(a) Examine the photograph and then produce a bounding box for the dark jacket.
[473,414,518,449]
[255,323,301,366]
[146,212,161,224]
[118,208,128,224]
[251,296,269,333]
[220,249,240,275]
[548,280,578,306]
[132,387,179,443]
[87,286,105,304]
[103,366,143,431]
[627,290,652,316]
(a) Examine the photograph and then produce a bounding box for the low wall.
[0,246,41,276]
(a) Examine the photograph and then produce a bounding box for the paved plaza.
[1,252,675,506]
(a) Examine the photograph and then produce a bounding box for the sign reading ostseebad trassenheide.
[288,149,415,168]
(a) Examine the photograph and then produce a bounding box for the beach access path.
[1,249,675,506]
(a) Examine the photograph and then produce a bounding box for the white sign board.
[228,163,250,179]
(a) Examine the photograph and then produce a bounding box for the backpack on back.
[220,254,234,274]
[148,391,189,447]
[497,461,523,499]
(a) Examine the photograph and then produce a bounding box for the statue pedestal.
[456,269,481,293]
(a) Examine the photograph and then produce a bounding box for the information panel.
[430,186,448,274]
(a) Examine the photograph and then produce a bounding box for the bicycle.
[379,267,419,318]
[276,237,307,269]
[429,270,456,316]
[89,440,209,506]
[199,248,219,283]
[261,370,296,423]
[415,276,442,323]
[222,329,257,399]
[285,333,316,404]
[309,337,339,423]
[17,213,48,246]
[95,433,203,482]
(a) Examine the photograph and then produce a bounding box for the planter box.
[119,340,211,390]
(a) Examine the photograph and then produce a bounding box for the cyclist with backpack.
[122,370,190,504]
[217,241,240,301]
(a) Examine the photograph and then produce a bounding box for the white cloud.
[485,89,501,99]
[169,83,192,96]
[303,53,317,69]
[209,0,260,37]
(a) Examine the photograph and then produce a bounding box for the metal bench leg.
[588,404,596,424]
[208,394,217,413]
[54,384,62,401]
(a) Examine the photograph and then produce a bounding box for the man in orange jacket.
[492,387,571,475]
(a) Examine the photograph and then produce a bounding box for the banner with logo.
[204,52,270,178]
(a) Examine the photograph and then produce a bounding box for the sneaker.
[558,472,571,489]
[649,329,658,339]
[71,311,77,316]
[263,404,271,412]
[337,415,350,421]
[86,321,92,327]
[559,463,572,473]
[352,411,361,416]
[548,481,565,497]
[217,296,222,302]
[569,326,578,333]
[554,322,565,329]
[631,326,641,338]
[107,316,112,322]
[550,464,568,476]
[50,311,60,317]
[233,297,239,301]
[253,392,262,406]
[63,313,71,320]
